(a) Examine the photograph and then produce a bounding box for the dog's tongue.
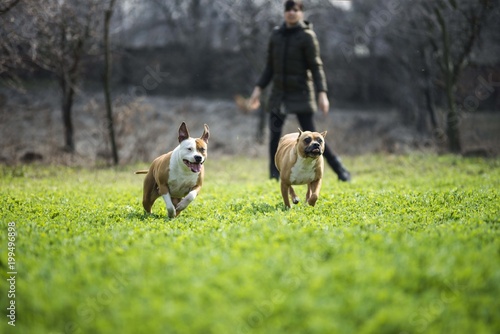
[186,161,202,173]
[191,163,202,173]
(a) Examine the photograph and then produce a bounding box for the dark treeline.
[1,0,499,154]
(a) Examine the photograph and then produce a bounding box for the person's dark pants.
[269,110,346,180]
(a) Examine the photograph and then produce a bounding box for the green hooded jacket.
[256,20,328,114]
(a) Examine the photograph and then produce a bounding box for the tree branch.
[0,0,20,15]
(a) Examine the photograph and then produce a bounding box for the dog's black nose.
[312,143,320,149]
[194,155,203,163]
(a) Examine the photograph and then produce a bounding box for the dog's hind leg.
[142,173,159,213]
[144,189,160,214]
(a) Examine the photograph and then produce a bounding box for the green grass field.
[1,155,499,334]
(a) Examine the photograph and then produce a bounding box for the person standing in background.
[247,0,351,182]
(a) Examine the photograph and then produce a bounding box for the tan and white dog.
[275,129,327,208]
[135,122,209,218]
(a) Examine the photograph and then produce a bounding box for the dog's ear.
[178,122,190,143]
[297,128,303,142]
[200,124,210,144]
[320,131,327,139]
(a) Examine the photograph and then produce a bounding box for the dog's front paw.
[176,197,193,212]
[176,191,197,212]
[307,194,318,206]
[176,199,188,212]
[167,207,176,218]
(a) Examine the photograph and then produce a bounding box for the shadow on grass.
[229,201,284,214]
[126,210,165,221]
[123,201,286,223]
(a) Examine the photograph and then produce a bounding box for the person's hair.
[284,0,304,12]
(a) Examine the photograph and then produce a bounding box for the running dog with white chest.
[275,129,327,208]
[135,122,209,218]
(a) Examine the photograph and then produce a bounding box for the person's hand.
[247,86,262,111]
[234,87,261,113]
[318,91,329,115]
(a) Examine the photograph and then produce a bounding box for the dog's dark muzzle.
[305,143,323,157]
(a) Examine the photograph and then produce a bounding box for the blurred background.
[1,0,499,165]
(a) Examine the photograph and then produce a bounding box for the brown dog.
[274,129,327,208]
[135,122,209,218]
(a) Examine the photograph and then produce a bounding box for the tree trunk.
[0,0,21,14]
[62,84,75,152]
[445,83,462,153]
[422,48,438,131]
[424,87,438,130]
[103,0,118,165]
[435,6,462,153]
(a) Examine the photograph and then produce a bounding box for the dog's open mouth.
[306,147,322,157]
[183,159,203,173]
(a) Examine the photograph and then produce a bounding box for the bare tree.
[0,0,24,88]
[372,0,494,151]
[373,0,441,134]
[103,0,119,165]
[23,0,103,152]
[417,0,492,153]
[0,0,20,14]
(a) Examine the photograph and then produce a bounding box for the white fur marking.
[290,156,316,185]
[162,193,176,218]
[176,190,197,211]
[168,140,201,198]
